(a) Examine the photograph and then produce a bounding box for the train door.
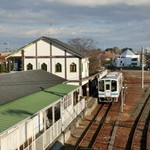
[105,80,111,97]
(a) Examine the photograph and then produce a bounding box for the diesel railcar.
[98,72,123,103]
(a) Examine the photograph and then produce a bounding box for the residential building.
[0,55,5,64]
[114,49,141,67]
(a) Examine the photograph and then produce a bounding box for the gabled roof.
[0,83,78,134]
[6,36,89,59]
[121,49,136,57]
[42,36,88,58]
[0,70,67,105]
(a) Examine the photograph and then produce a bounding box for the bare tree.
[86,49,104,75]
[68,38,96,51]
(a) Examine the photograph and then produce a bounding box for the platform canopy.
[0,78,78,133]
[0,70,67,105]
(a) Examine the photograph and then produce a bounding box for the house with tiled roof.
[0,70,85,150]
[0,55,5,64]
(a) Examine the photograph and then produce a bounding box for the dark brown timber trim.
[21,50,24,71]
[79,58,82,86]
[35,42,38,69]
[67,80,80,83]
[65,50,67,79]
[50,43,52,73]
[24,56,77,58]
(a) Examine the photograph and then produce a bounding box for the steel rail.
[126,95,150,150]
[75,103,112,150]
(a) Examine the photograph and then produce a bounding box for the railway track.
[62,70,150,150]
[75,103,112,149]
[126,95,150,150]
[125,78,150,83]
[147,119,150,150]
[73,101,121,150]
[92,102,121,150]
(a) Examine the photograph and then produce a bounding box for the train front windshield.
[111,80,117,91]
[99,80,117,92]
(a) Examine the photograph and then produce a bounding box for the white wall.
[37,58,51,72]
[82,58,89,78]
[66,58,79,80]
[24,44,36,56]
[12,39,89,83]
[115,55,140,67]
[52,45,65,56]
[37,40,50,56]
[66,52,72,56]
[24,59,36,70]
[52,58,65,78]
[19,124,26,145]
[0,120,33,150]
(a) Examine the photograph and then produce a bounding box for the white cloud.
[45,0,150,7]
[1,0,150,51]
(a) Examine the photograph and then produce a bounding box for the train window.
[99,80,104,91]
[106,84,110,90]
[111,80,117,91]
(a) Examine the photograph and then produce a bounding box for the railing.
[24,119,62,150]
[62,98,85,130]
[24,98,85,150]
[74,98,85,115]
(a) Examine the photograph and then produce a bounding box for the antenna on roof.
[49,23,52,37]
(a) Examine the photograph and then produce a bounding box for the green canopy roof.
[0,84,78,134]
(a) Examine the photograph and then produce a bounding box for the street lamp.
[3,42,9,51]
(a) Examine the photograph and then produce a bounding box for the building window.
[131,58,138,61]
[55,102,61,121]
[70,63,76,72]
[131,63,137,66]
[55,63,62,72]
[63,94,72,109]
[73,91,79,106]
[27,63,33,70]
[41,63,47,71]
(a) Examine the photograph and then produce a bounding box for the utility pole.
[121,87,124,113]
[141,47,144,89]
[49,23,52,36]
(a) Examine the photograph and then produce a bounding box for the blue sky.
[1,0,150,51]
